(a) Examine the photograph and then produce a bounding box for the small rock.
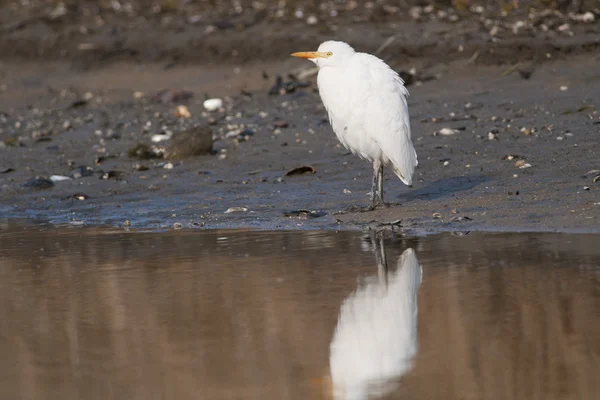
[203,98,223,111]
[67,193,89,201]
[433,127,459,136]
[173,222,183,229]
[50,175,72,182]
[123,220,131,227]
[560,85,568,91]
[515,160,532,169]
[174,105,191,118]
[151,132,172,143]
[225,207,248,213]
[488,132,497,140]
[163,162,174,169]
[343,189,352,194]
[164,125,213,159]
[285,165,316,176]
[432,212,443,219]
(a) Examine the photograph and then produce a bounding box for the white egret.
[292,41,418,210]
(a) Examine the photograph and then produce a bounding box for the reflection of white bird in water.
[292,41,418,210]
[328,237,422,400]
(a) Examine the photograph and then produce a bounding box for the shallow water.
[1,220,599,400]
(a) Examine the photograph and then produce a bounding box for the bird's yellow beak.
[291,51,327,59]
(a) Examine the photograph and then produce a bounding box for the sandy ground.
[1,2,599,233]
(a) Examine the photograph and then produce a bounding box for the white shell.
[203,98,223,111]
[50,175,71,182]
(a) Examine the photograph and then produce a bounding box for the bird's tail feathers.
[389,136,418,186]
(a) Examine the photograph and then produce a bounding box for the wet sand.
[1,2,599,232]
[1,221,599,399]
[1,54,598,232]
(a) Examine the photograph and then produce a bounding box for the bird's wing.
[359,54,418,185]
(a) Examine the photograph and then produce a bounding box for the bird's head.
[291,41,355,68]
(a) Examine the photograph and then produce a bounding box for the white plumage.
[329,247,422,400]
[292,41,418,209]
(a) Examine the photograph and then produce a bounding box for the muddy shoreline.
[1,2,599,233]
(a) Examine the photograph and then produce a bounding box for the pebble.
[50,175,72,182]
[203,98,223,111]
[343,189,352,194]
[225,207,248,213]
[488,132,497,140]
[433,127,459,136]
[173,222,183,229]
[432,212,443,219]
[151,133,172,143]
[175,105,191,118]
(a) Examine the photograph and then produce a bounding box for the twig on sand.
[501,62,522,76]
[466,51,480,65]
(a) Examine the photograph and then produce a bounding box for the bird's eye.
[326,51,333,57]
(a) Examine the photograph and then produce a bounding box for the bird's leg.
[376,163,384,206]
[369,160,386,210]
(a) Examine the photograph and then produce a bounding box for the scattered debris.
[450,216,472,222]
[515,160,532,169]
[128,143,162,159]
[433,127,460,136]
[151,132,172,143]
[100,170,125,180]
[68,166,94,179]
[285,165,316,176]
[283,209,327,219]
[50,175,71,182]
[203,98,223,111]
[66,193,89,201]
[174,105,192,118]
[268,75,310,95]
[225,207,248,213]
